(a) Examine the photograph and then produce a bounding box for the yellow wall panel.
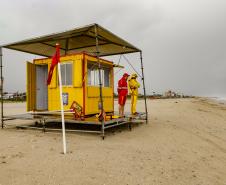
[85,97,113,114]
[29,53,114,115]
[48,87,83,111]
[73,60,82,87]
[85,87,113,114]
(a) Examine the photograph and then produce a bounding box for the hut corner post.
[0,47,3,128]
[140,51,148,123]
[95,24,105,139]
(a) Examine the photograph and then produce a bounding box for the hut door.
[26,62,36,111]
[36,65,48,110]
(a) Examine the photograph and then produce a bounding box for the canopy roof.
[1,23,141,57]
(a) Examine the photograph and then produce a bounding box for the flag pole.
[58,62,67,154]
[55,44,66,154]
[47,43,66,154]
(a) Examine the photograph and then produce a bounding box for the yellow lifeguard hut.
[27,53,114,115]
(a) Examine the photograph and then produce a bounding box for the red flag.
[47,44,60,85]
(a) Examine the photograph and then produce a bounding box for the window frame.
[60,61,73,87]
[87,62,111,88]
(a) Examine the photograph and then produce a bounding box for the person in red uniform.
[118,73,130,117]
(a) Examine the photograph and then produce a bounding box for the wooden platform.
[3,112,147,139]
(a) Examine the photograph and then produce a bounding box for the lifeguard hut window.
[60,62,72,86]
[87,64,110,87]
[102,68,110,87]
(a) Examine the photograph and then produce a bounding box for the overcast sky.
[0,0,226,97]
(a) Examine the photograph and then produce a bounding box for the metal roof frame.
[1,23,141,57]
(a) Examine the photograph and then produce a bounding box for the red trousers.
[118,95,127,106]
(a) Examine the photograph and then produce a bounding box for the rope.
[114,68,123,75]
[114,55,123,75]
[117,54,122,65]
[122,55,142,78]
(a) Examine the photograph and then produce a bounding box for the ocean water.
[209,97,226,105]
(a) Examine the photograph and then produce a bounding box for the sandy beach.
[0,98,226,185]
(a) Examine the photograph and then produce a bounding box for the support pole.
[95,24,105,139]
[140,51,148,123]
[0,47,4,128]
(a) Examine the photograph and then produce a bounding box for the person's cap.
[123,73,130,77]
[131,73,138,78]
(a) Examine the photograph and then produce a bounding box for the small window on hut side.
[60,62,72,86]
[87,63,110,87]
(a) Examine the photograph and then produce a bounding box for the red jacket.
[117,77,128,96]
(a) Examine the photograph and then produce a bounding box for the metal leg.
[128,122,132,131]
[102,123,105,140]
[128,117,132,131]
[0,47,4,128]
[140,51,148,124]
[42,119,46,132]
[34,121,38,126]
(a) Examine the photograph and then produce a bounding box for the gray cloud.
[0,0,226,97]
